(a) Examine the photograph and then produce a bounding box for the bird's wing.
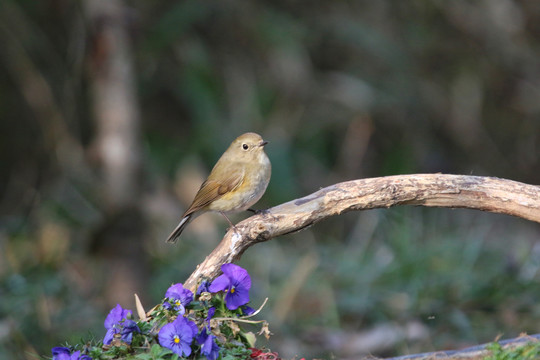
[183,168,245,216]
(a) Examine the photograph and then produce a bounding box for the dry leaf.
[134,293,147,321]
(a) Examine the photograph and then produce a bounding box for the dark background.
[0,1,539,359]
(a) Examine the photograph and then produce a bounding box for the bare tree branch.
[184,174,540,290]
[380,333,540,360]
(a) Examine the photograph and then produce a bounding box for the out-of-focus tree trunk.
[84,0,148,309]
[85,0,140,208]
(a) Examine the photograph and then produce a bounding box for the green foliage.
[220,346,252,360]
[485,341,540,360]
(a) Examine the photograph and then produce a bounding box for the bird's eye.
[242,144,249,150]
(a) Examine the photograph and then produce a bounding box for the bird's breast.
[208,155,271,212]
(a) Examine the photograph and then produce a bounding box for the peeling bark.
[184,174,540,290]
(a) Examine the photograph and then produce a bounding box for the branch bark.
[184,174,540,290]
[382,333,540,360]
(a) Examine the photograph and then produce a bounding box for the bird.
[166,132,271,243]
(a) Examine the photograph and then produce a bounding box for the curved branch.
[184,174,540,290]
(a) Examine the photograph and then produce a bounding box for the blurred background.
[0,0,539,359]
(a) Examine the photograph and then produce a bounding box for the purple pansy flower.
[52,347,91,360]
[164,283,194,314]
[240,305,255,316]
[103,304,140,344]
[209,263,251,310]
[158,316,196,357]
[197,328,220,360]
[121,319,141,344]
[52,347,71,360]
[206,307,216,322]
[197,280,211,295]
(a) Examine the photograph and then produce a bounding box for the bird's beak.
[259,140,268,147]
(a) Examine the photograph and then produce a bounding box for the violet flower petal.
[104,304,131,329]
[208,274,229,293]
[224,285,250,310]
[158,317,196,357]
[222,264,251,291]
[51,347,71,360]
[165,283,194,307]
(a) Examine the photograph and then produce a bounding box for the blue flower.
[52,347,72,360]
[240,305,255,316]
[197,280,211,295]
[72,351,92,360]
[158,316,196,357]
[206,307,216,322]
[51,347,91,360]
[197,328,220,360]
[103,304,139,344]
[121,319,141,344]
[209,263,251,310]
[164,283,194,313]
[104,304,131,330]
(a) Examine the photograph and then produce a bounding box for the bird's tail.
[166,214,193,244]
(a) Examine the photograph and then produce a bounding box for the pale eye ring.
[242,144,249,150]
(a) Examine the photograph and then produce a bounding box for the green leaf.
[148,343,174,358]
[244,332,257,348]
[220,345,252,360]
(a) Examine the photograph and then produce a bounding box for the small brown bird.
[166,132,271,243]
